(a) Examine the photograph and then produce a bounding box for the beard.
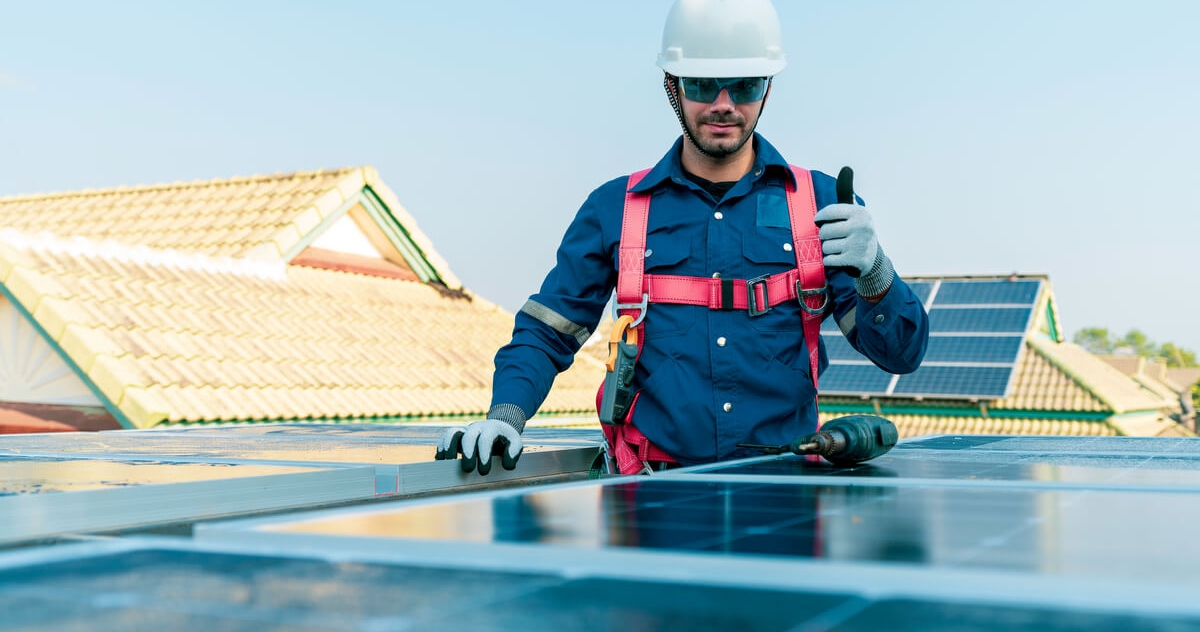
[686,112,755,158]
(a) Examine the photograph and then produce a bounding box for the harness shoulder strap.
[786,165,826,394]
[616,169,653,323]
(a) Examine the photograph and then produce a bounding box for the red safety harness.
[598,166,828,474]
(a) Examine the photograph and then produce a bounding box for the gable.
[0,293,100,407]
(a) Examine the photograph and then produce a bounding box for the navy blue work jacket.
[492,135,929,464]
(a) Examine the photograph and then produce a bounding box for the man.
[437,0,929,475]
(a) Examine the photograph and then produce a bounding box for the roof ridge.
[1028,337,1161,414]
[0,166,366,203]
[0,228,286,281]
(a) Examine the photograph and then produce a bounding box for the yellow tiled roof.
[1024,338,1166,414]
[0,166,460,289]
[0,234,602,428]
[990,339,1109,412]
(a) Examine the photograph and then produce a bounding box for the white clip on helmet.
[657,0,786,79]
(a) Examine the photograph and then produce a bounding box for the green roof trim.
[1044,298,1061,343]
[363,186,442,285]
[0,283,135,429]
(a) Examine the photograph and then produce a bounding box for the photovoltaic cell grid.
[202,471,1200,587]
[7,544,1196,631]
[819,278,1041,399]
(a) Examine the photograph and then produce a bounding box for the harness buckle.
[611,293,649,327]
[796,280,830,315]
[746,274,771,317]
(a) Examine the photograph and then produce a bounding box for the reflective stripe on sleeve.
[837,307,857,336]
[520,299,591,346]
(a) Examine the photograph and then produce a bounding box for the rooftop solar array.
[2,433,1200,628]
[181,436,1200,628]
[820,278,1041,400]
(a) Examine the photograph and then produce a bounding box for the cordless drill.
[737,414,899,466]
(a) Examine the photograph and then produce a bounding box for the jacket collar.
[629,133,796,193]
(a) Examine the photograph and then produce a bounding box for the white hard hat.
[656,0,786,78]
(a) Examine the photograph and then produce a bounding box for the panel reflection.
[273,479,1200,581]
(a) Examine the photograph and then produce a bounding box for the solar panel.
[208,476,1200,586]
[932,280,1040,305]
[7,541,1194,630]
[907,280,936,305]
[820,337,1022,398]
[821,333,861,361]
[893,365,1013,397]
[922,335,1024,363]
[819,363,894,394]
[928,307,1033,333]
[816,278,1037,400]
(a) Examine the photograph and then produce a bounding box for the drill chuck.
[792,415,899,466]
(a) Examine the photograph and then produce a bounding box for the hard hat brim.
[657,57,786,78]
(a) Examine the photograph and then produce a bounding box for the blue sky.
[2,1,1198,351]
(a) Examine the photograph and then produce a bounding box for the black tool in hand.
[737,414,899,466]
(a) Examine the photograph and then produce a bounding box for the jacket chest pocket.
[635,234,695,338]
[742,228,804,332]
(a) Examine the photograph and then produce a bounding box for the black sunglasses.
[678,76,770,104]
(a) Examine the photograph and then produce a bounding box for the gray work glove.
[813,203,895,298]
[435,419,523,475]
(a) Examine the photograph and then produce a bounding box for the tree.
[1073,327,1198,368]
[1115,329,1157,357]
[1073,327,1114,355]
[1158,342,1197,368]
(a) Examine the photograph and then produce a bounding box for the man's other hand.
[435,419,523,475]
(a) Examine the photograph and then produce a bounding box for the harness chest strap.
[605,166,826,473]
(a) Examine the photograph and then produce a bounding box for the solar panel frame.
[0,428,600,497]
[0,459,376,545]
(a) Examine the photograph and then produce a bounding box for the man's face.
[675,76,769,158]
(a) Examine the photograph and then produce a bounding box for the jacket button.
[714,211,724,220]
[723,402,733,413]
[783,243,793,252]
[874,314,885,324]
[716,336,727,347]
[712,272,722,279]
[644,249,653,258]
